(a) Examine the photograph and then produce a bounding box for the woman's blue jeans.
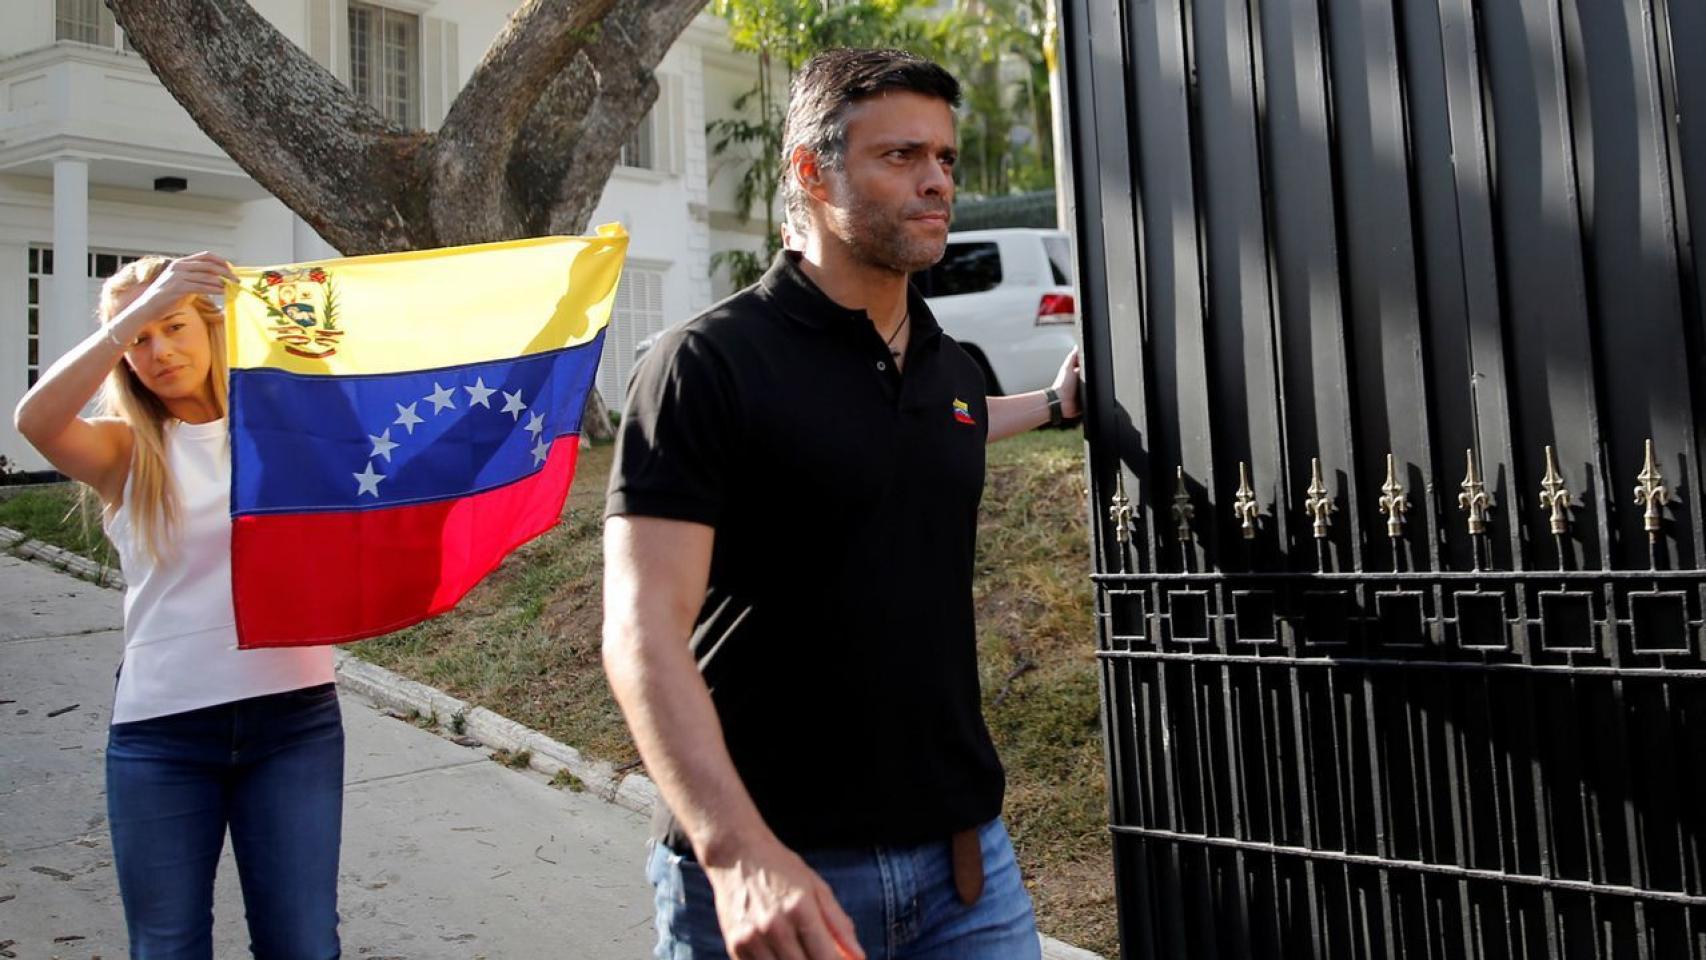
[105,682,345,959]
[648,817,1042,959]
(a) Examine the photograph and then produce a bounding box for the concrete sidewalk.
[0,554,656,959]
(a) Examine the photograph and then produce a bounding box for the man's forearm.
[986,391,1050,443]
[603,616,775,866]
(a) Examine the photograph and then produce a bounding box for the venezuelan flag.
[225,226,627,648]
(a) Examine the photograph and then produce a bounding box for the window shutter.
[422,17,458,130]
[666,73,686,176]
[597,266,669,408]
[305,0,348,80]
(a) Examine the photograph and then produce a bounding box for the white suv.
[911,228,1078,395]
[631,228,1078,396]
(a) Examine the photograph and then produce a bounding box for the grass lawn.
[355,430,1116,955]
[0,485,116,566]
[2,434,1117,955]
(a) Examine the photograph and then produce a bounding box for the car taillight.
[1036,292,1076,324]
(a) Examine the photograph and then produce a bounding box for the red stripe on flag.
[232,436,581,648]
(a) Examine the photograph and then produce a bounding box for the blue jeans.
[106,683,345,960]
[647,818,1041,959]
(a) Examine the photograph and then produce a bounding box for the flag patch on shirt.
[953,398,976,425]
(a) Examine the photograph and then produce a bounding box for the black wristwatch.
[1045,387,1064,427]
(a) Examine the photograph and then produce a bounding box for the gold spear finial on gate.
[1633,439,1670,537]
[1109,471,1135,545]
[1170,467,1195,542]
[1378,453,1409,539]
[1233,461,1259,539]
[1459,449,1493,535]
[1304,458,1335,539]
[1539,445,1572,536]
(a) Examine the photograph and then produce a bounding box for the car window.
[1042,235,1073,286]
[916,242,1003,297]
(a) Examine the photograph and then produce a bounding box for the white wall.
[0,2,755,469]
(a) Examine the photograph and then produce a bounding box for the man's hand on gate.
[1051,346,1083,420]
[704,837,865,960]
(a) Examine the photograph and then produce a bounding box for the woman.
[13,253,342,958]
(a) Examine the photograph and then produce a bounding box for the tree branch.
[109,0,425,255]
[428,0,620,244]
[513,0,709,235]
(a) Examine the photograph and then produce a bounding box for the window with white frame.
[24,247,148,388]
[619,108,657,171]
[55,0,107,45]
[596,265,667,409]
[349,2,421,128]
[55,0,139,52]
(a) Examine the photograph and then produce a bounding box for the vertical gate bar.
[1396,0,1478,574]
[1563,0,1700,573]
[1361,668,1399,958]
[1217,657,1255,952]
[1262,664,1295,955]
[1648,0,1706,575]
[1192,0,1285,572]
[1519,671,1565,960]
[1070,0,1158,578]
[1125,0,1216,575]
[1425,0,1521,575]
[1059,0,1153,948]
[1255,0,1357,570]
[1326,668,1360,944]
[1287,658,1327,956]
[1319,0,1433,577]
[1481,0,1606,575]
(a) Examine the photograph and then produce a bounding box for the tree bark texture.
[108,0,709,253]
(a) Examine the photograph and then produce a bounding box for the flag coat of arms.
[226,226,627,648]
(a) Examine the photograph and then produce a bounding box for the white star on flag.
[354,461,386,497]
[531,437,551,466]
[424,382,456,414]
[500,390,527,421]
[394,401,424,434]
[465,378,495,408]
[524,412,545,438]
[369,429,399,462]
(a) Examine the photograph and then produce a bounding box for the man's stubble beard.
[827,176,951,276]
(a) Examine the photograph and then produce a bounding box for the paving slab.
[0,557,656,959]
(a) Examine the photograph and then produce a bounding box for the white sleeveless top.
[104,418,334,725]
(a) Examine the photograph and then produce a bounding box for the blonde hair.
[89,256,229,562]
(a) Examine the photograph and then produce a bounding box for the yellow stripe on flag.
[227,224,629,375]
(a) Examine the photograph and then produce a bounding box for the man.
[603,48,1082,960]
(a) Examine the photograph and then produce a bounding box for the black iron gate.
[1059,0,1706,955]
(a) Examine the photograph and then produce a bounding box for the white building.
[0,0,775,470]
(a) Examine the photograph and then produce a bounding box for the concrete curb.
[1,525,124,589]
[2,524,1105,959]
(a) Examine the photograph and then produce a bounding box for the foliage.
[707,0,935,289]
[930,0,1057,198]
[706,0,1058,289]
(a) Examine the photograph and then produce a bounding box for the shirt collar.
[759,251,943,345]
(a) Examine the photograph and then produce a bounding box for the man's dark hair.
[780,48,961,228]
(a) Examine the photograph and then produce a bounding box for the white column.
[51,158,91,363]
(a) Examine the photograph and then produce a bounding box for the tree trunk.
[108,0,708,253]
[581,389,615,443]
[108,0,709,428]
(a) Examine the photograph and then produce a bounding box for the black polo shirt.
[606,251,1004,852]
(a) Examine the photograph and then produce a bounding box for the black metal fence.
[1059,0,1706,955]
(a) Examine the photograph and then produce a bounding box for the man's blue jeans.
[647,817,1042,959]
[105,683,345,959]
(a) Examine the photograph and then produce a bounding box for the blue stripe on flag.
[230,333,604,515]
